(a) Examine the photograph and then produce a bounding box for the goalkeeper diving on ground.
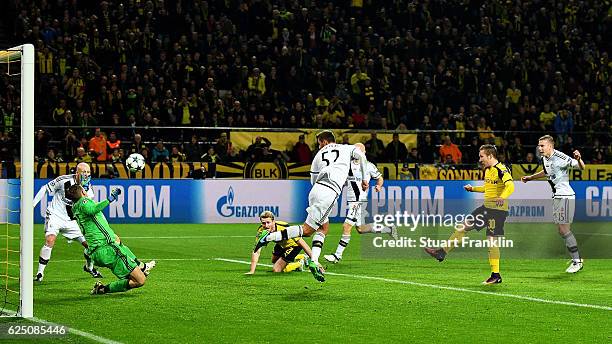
[66,184,156,294]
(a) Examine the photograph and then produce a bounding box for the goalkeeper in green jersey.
[66,184,156,294]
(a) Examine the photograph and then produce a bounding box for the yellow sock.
[488,243,500,274]
[283,261,302,273]
[443,230,466,253]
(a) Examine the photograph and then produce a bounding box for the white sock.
[381,226,392,234]
[38,244,52,275]
[311,232,326,264]
[334,235,351,258]
[267,225,302,242]
[370,225,392,234]
[84,249,94,270]
[370,223,392,233]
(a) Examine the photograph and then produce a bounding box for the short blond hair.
[538,135,555,145]
[259,211,275,220]
[479,144,497,158]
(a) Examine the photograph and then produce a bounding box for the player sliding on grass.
[66,184,156,294]
[246,211,311,274]
[521,135,585,273]
[254,131,370,282]
[425,144,515,284]
[33,162,102,282]
[324,143,397,264]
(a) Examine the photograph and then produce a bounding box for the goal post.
[19,43,34,318]
[0,44,34,318]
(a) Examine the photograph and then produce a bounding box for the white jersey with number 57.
[310,144,369,195]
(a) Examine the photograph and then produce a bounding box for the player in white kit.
[521,135,585,273]
[324,143,397,264]
[33,162,102,281]
[254,131,370,281]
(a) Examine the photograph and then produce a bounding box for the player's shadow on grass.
[522,274,576,281]
[522,274,608,285]
[34,278,101,290]
[280,289,331,302]
[36,295,96,304]
[37,292,139,305]
[33,280,66,287]
[242,271,303,279]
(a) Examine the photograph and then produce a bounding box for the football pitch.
[2,223,611,343]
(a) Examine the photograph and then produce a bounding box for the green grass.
[2,223,612,343]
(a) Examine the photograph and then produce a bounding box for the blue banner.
[16,179,612,224]
[34,179,197,224]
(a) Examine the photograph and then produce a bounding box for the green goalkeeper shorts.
[91,243,139,279]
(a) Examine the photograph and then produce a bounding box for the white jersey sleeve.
[569,157,580,168]
[353,148,369,184]
[47,175,74,195]
[33,185,48,207]
[555,150,578,169]
[310,149,325,185]
[33,175,71,207]
[368,162,382,180]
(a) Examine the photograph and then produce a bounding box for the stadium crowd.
[0,0,610,166]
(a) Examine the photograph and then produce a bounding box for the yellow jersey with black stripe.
[256,221,299,249]
[477,162,514,211]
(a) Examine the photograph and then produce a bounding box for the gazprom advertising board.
[5,179,607,224]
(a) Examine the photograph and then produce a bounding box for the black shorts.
[470,205,508,236]
[272,244,302,263]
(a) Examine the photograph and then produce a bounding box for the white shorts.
[44,217,84,240]
[305,183,338,229]
[345,201,369,227]
[552,196,575,224]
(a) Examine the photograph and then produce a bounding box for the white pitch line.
[575,232,612,237]
[2,309,122,344]
[120,236,252,239]
[30,316,123,344]
[1,258,208,264]
[215,258,612,312]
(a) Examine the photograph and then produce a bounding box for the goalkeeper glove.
[81,175,91,191]
[108,188,122,202]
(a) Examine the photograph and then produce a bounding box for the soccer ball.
[126,153,146,172]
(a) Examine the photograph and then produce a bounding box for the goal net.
[0,44,34,317]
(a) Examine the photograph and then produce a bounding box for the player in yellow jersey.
[246,211,312,275]
[425,144,515,284]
